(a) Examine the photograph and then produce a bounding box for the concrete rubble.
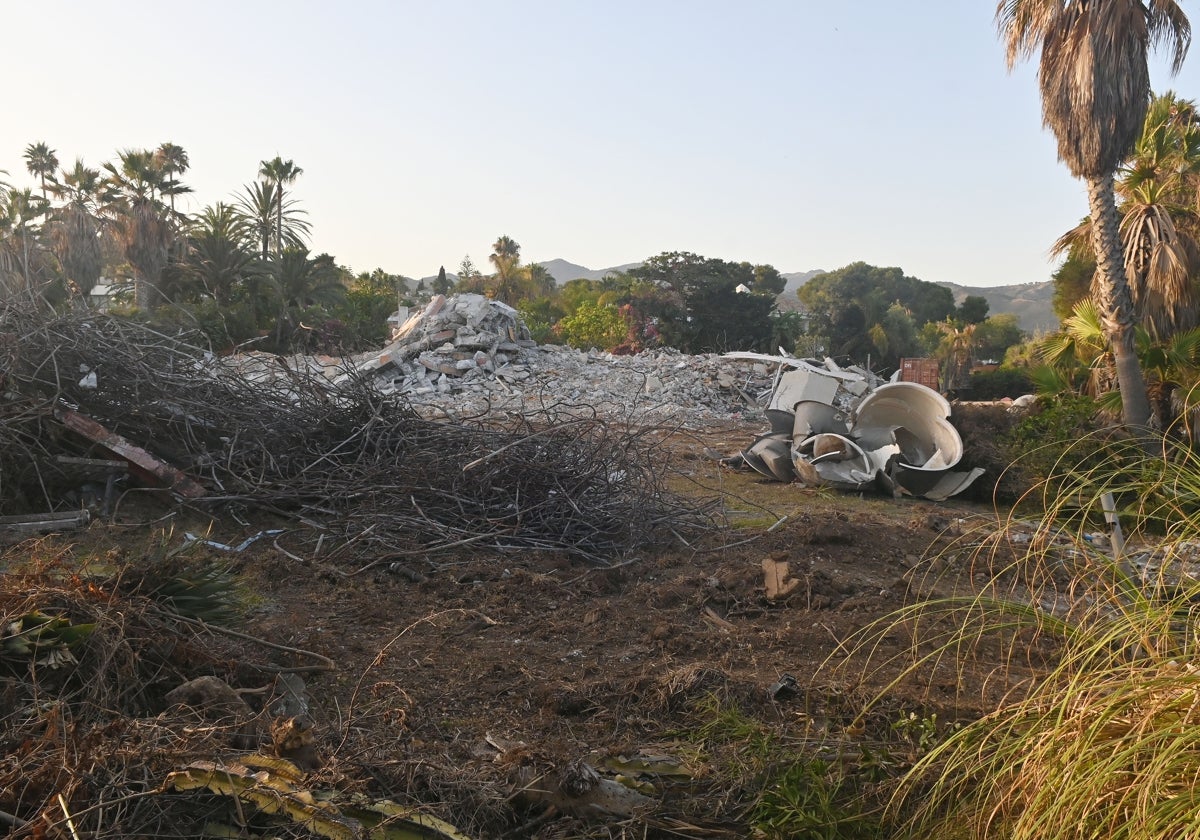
[215,295,981,500]
[221,294,780,425]
[726,353,984,501]
[352,293,537,396]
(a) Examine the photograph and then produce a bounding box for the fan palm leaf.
[1119,184,1198,340]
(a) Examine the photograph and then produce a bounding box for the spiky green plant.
[2,610,95,668]
[147,564,242,626]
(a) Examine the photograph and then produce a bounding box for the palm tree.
[235,180,279,260]
[1120,179,1198,339]
[932,320,978,391]
[526,263,556,297]
[274,249,344,310]
[174,202,259,306]
[269,247,345,345]
[998,0,1191,430]
[102,149,174,309]
[23,142,58,201]
[488,235,526,303]
[492,235,519,261]
[258,157,303,258]
[0,187,51,303]
[47,159,104,299]
[153,142,191,214]
[1039,297,1117,401]
[1140,323,1200,435]
[234,181,311,260]
[1039,296,1200,433]
[1052,91,1200,342]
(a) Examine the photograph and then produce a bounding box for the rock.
[165,676,252,720]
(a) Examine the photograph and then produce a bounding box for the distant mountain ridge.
[534,260,1057,334]
[536,258,642,284]
[937,280,1057,334]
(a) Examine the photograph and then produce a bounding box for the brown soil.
[0,419,1026,838]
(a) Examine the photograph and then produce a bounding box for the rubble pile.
[216,295,779,426]
[306,294,773,424]
[403,344,780,424]
[349,293,537,397]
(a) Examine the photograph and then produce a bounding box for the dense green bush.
[966,368,1033,399]
[554,300,627,350]
[951,396,1128,505]
[1000,396,1113,500]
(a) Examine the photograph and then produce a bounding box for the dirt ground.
[0,418,1029,838]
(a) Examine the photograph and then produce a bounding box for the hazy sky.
[5,1,1199,287]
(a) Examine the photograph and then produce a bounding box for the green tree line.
[1,140,1031,366]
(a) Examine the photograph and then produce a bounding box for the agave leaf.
[53,623,95,647]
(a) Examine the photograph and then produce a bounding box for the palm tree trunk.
[134,272,152,310]
[1086,172,1153,430]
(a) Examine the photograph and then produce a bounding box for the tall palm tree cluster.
[1053,91,1200,341]
[998,0,1192,432]
[1039,88,1200,433]
[0,143,348,350]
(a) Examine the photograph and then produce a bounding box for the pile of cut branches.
[0,306,714,563]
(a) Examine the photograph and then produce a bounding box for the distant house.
[735,283,751,294]
[87,278,132,311]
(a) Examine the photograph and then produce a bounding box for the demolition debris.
[220,294,780,425]
[0,295,990,563]
[726,353,984,501]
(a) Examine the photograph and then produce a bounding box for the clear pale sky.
[5,1,1198,287]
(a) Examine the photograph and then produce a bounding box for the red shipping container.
[898,357,940,391]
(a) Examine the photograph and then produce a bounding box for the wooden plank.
[53,408,206,498]
[0,511,90,534]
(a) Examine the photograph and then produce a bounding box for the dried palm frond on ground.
[0,306,715,564]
